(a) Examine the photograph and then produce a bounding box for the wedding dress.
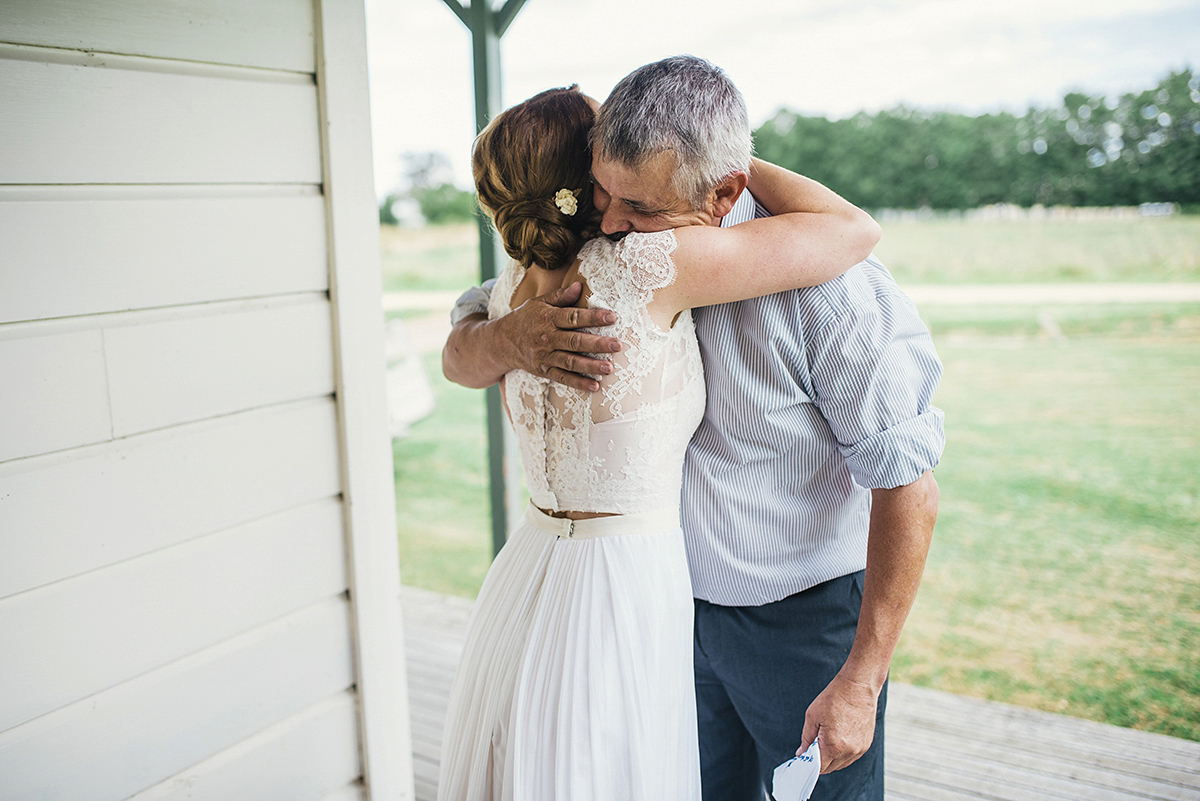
[436,229,706,801]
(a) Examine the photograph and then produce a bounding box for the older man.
[443,56,943,801]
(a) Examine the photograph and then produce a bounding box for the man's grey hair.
[591,55,753,209]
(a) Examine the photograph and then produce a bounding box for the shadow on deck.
[401,586,1200,801]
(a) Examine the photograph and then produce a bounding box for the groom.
[443,56,943,801]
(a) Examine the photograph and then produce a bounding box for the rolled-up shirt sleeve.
[449,278,497,326]
[807,289,945,490]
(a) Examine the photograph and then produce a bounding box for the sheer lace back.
[488,229,706,514]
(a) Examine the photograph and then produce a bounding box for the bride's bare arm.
[659,159,880,313]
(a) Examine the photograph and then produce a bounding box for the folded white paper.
[771,740,820,801]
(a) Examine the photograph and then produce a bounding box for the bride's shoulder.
[487,258,525,318]
[580,229,677,257]
[603,229,679,292]
[579,230,680,287]
[621,228,678,250]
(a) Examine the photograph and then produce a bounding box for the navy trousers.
[693,571,886,801]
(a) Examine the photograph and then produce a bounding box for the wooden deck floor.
[401,586,1200,801]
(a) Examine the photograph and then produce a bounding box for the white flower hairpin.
[554,188,579,216]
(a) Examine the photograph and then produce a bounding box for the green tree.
[379,194,401,225]
[380,150,479,225]
[412,183,477,224]
[752,68,1199,210]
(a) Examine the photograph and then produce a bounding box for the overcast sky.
[364,0,1199,193]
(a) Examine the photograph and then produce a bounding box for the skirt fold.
[437,507,701,801]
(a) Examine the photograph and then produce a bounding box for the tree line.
[383,68,1199,224]
[379,151,476,226]
[753,68,1199,211]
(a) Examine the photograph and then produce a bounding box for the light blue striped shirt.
[685,191,943,605]
[450,190,944,606]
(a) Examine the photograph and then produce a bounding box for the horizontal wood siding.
[0,50,321,185]
[0,330,112,461]
[0,297,335,461]
[126,692,362,801]
[0,498,347,731]
[104,296,335,436]
[0,192,328,324]
[0,597,356,801]
[0,399,342,599]
[0,0,398,796]
[0,0,316,72]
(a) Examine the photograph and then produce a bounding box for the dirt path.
[902,282,1200,306]
[386,282,1200,355]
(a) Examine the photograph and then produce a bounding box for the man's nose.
[600,206,632,236]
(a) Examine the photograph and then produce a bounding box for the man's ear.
[710,171,749,220]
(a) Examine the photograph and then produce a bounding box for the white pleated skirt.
[436,505,701,801]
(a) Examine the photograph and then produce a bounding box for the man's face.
[591,151,713,237]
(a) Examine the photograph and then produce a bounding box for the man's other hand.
[798,672,879,774]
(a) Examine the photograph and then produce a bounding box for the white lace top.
[488,229,706,514]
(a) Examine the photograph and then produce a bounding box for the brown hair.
[473,86,600,270]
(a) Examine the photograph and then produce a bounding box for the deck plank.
[400,586,1200,801]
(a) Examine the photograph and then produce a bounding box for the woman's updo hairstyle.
[473,86,600,270]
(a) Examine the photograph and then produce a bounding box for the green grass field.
[386,216,1200,741]
[391,356,492,597]
[379,223,480,292]
[875,216,1200,284]
[379,215,1200,290]
[899,315,1200,739]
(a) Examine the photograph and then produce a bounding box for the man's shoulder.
[720,256,905,327]
[801,255,906,314]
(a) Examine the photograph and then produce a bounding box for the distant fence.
[875,203,1181,223]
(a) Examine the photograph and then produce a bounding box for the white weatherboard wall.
[0,2,412,799]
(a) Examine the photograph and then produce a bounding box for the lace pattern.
[490,230,706,514]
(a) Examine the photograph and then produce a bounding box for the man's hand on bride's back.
[501,282,621,392]
[442,282,622,393]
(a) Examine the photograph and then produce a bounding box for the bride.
[436,85,880,800]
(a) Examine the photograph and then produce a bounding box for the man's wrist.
[443,313,511,389]
[470,314,518,377]
[837,651,891,695]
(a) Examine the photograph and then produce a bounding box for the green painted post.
[439,0,528,557]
